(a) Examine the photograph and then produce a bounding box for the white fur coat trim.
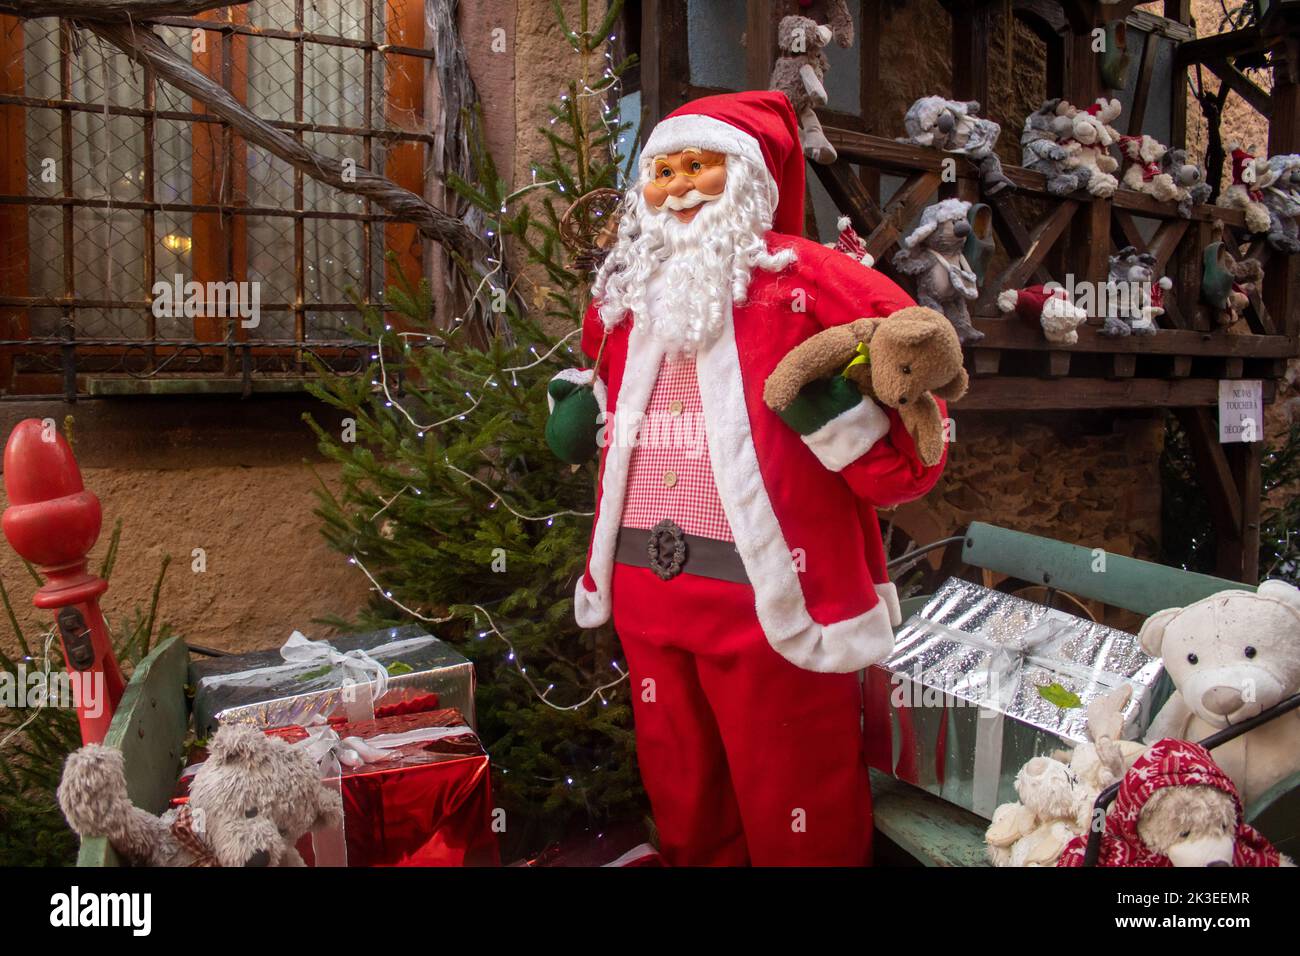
[801,397,890,472]
[574,303,897,674]
[875,581,902,628]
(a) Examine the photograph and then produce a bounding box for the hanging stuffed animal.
[892,198,983,345]
[1262,153,1300,253]
[1118,134,1180,203]
[1218,144,1275,234]
[775,0,855,48]
[769,16,837,164]
[1161,147,1213,219]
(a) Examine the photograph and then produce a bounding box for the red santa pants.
[611,562,873,866]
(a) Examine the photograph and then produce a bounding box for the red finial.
[3,419,123,742]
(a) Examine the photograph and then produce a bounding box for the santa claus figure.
[546,91,948,865]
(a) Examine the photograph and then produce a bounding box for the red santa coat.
[575,235,947,673]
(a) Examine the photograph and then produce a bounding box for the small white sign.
[1219,379,1262,444]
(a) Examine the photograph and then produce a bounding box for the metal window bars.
[0,1,434,398]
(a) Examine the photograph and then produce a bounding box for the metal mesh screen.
[0,2,432,394]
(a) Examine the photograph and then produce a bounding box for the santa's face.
[642,148,728,225]
[593,148,792,356]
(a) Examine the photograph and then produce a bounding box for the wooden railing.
[813,128,1298,411]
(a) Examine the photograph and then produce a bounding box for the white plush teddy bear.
[986,686,1145,866]
[1119,134,1180,203]
[1140,580,1300,807]
[1061,98,1123,197]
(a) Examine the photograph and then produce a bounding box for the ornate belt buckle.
[647,519,688,581]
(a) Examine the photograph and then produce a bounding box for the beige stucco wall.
[0,425,370,659]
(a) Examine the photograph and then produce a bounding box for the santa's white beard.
[593,156,795,356]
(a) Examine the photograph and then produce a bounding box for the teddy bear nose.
[244,849,271,867]
[1201,685,1245,716]
[1206,860,1231,867]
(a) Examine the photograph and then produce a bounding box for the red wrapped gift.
[177,707,499,867]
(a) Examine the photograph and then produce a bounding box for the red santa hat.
[639,91,805,237]
[1230,144,1256,185]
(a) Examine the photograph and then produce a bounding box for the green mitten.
[545,372,603,464]
[774,375,864,436]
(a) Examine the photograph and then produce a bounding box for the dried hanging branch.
[88,19,494,268]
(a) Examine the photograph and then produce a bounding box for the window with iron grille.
[0,1,433,397]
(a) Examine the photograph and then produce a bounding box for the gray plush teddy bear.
[1161,147,1213,219]
[892,198,983,345]
[1263,153,1300,254]
[58,724,343,866]
[1100,246,1170,338]
[1021,99,1086,196]
[769,15,837,164]
[900,96,1014,195]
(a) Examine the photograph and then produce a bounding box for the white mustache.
[661,189,722,211]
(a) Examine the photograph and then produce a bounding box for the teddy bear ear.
[1138,607,1181,657]
[1258,579,1300,615]
[933,367,969,401]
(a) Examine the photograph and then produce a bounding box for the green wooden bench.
[871,521,1261,867]
[75,636,190,867]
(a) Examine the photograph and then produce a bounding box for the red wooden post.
[2,419,125,743]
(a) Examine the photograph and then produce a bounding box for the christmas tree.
[305,1,646,858]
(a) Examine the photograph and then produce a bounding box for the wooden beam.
[1205,58,1273,118]
[978,199,1076,310]
[0,12,28,393]
[861,171,941,264]
[951,0,996,105]
[1175,406,1243,548]
[810,160,885,235]
[962,376,1274,410]
[641,0,689,126]
[1127,27,1161,135]
[744,0,775,93]
[966,318,1298,358]
[1174,26,1274,68]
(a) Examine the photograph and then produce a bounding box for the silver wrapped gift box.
[864,578,1168,819]
[191,625,476,737]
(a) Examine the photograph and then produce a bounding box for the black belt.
[615,520,749,584]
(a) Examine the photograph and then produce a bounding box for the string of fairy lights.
[344,29,634,721]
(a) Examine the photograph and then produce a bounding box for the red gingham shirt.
[621,356,734,542]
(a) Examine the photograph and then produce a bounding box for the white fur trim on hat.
[904,198,971,249]
[640,113,778,210]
